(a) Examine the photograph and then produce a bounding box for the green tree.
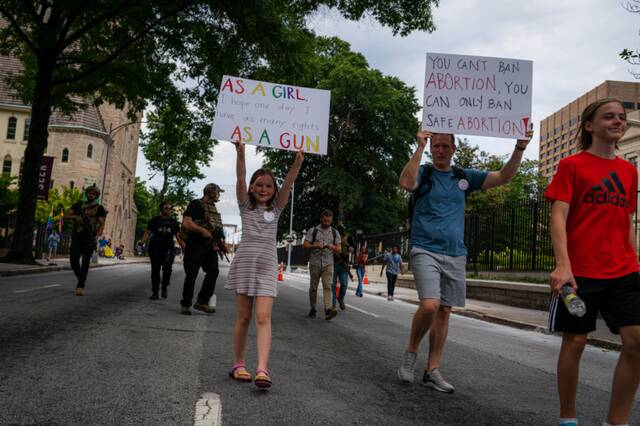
[261,37,420,237]
[0,175,18,220]
[133,178,156,242]
[35,186,83,228]
[140,90,213,207]
[0,0,439,263]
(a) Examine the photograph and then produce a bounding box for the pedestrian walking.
[380,244,401,301]
[303,210,341,320]
[354,245,368,297]
[331,224,353,310]
[179,183,226,315]
[65,185,107,296]
[140,202,183,300]
[396,127,532,392]
[546,98,640,426]
[46,230,61,265]
[226,141,303,390]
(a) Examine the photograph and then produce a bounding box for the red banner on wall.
[37,156,54,200]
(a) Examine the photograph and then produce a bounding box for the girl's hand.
[233,141,245,157]
[295,149,304,164]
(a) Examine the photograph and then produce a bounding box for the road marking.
[12,284,61,294]
[346,304,381,318]
[194,393,222,426]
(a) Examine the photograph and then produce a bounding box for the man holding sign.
[396,128,532,392]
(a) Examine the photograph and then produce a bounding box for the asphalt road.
[0,263,637,425]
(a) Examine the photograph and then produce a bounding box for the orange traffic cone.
[363,275,369,285]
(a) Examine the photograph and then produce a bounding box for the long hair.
[577,97,625,151]
[247,168,278,211]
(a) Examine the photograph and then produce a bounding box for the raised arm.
[399,130,431,191]
[275,150,304,210]
[549,200,576,295]
[234,142,248,204]
[481,129,534,190]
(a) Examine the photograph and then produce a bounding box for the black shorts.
[548,272,640,335]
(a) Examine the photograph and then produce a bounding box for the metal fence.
[363,199,556,273]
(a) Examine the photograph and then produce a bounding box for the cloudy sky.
[135,0,640,227]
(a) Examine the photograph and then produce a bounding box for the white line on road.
[194,393,222,426]
[345,304,381,318]
[12,284,61,294]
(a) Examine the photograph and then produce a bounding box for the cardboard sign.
[210,76,331,155]
[422,52,533,139]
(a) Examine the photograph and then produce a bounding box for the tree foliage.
[133,178,156,242]
[0,175,18,219]
[261,37,419,238]
[0,0,440,262]
[140,88,214,208]
[34,186,83,230]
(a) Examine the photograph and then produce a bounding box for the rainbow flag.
[58,208,64,232]
[45,207,53,237]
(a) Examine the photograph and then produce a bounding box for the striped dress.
[225,199,281,297]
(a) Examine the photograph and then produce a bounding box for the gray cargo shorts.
[410,247,467,307]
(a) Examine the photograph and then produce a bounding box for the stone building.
[0,55,140,253]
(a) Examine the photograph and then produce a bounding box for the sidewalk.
[0,256,149,277]
[288,265,622,351]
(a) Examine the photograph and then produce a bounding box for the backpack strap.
[311,226,319,244]
[331,228,337,245]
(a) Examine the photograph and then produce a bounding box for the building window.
[62,148,69,162]
[2,155,11,176]
[622,101,635,110]
[87,144,93,159]
[69,180,74,189]
[6,117,17,140]
[23,118,30,141]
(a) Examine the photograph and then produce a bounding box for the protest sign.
[421,52,533,139]
[211,76,331,155]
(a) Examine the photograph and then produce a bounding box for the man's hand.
[313,241,323,249]
[416,130,433,150]
[201,229,212,239]
[549,264,576,296]
[326,243,336,251]
[516,129,534,150]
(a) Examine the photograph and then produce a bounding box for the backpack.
[407,164,468,230]
[310,226,338,246]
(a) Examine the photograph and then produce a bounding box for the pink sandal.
[229,363,252,382]
[254,368,272,390]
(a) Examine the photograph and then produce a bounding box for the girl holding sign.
[226,141,304,390]
[546,98,640,426]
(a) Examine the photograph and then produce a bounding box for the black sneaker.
[149,293,159,300]
[161,288,168,298]
[308,308,317,318]
[325,308,337,321]
[180,306,191,315]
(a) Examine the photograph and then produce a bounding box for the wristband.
[515,144,526,151]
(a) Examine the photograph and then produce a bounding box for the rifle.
[212,228,230,263]
[77,203,97,245]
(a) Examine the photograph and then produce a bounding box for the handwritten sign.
[421,52,533,139]
[210,76,331,155]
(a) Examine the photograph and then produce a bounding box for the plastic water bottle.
[560,285,586,317]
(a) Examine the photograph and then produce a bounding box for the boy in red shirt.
[546,98,640,426]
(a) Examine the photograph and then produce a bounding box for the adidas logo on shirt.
[582,171,630,208]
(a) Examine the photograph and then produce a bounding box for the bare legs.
[606,325,640,425]
[232,294,274,371]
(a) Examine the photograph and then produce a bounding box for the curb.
[0,259,149,277]
[362,288,621,352]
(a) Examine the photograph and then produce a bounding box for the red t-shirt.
[545,151,638,279]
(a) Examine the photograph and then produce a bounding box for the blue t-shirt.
[384,252,402,275]
[410,164,487,257]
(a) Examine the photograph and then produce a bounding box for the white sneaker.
[387,295,394,301]
[397,351,417,383]
[422,368,454,393]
